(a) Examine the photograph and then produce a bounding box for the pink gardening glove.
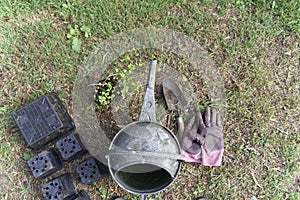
[181,107,224,166]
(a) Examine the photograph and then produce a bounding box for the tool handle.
[177,116,184,144]
[139,59,157,122]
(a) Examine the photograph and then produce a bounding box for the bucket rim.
[108,160,182,195]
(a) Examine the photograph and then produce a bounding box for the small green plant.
[96,78,115,107]
[22,153,31,161]
[96,185,107,199]
[66,25,91,52]
[95,63,137,108]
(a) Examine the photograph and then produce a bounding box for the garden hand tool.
[181,107,224,166]
[162,77,187,142]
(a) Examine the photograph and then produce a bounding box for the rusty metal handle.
[139,59,157,122]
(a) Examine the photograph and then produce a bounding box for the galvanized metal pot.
[106,59,184,195]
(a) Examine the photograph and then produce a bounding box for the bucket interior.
[115,163,173,194]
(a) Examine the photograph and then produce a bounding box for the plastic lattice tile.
[27,148,63,179]
[76,157,109,184]
[41,172,76,200]
[56,133,87,161]
[12,93,75,151]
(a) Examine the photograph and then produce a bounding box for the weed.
[67,24,91,52]
[22,153,31,161]
[96,185,107,199]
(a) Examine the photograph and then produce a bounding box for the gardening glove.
[181,107,224,166]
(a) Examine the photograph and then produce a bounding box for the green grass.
[0,0,299,199]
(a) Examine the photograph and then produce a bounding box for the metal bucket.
[106,59,184,195]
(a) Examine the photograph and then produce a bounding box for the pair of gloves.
[180,107,224,166]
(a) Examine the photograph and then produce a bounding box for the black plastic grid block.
[41,172,76,200]
[56,133,87,162]
[12,93,76,151]
[27,148,63,179]
[70,190,91,200]
[76,157,109,184]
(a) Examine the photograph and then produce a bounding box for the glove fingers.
[186,116,195,131]
[196,111,206,130]
[216,113,222,129]
[211,107,217,126]
[204,107,211,127]
[193,112,200,130]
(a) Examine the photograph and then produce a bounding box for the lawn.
[0,0,299,199]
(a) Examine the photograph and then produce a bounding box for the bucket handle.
[107,150,186,161]
[139,59,157,122]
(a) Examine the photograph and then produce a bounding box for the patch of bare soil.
[0,173,13,197]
